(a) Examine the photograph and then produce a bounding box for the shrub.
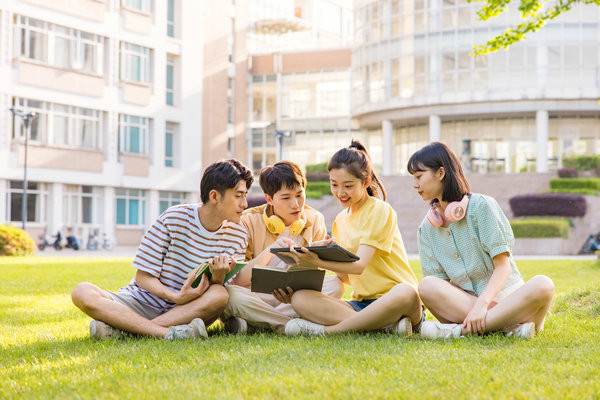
[549,178,600,190]
[562,155,600,171]
[510,218,570,238]
[305,162,328,174]
[558,168,578,178]
[246,195,266,208]
[0,225,36,256]
[305,173,329,182]
[509,193,587,217]
[305,181,332,199]
[544,189,598,196]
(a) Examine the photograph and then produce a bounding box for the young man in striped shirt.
[71,159,253,340]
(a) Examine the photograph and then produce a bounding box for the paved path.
[34,247,598,261]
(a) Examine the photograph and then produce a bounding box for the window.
[159,191,186,214]
[7,181,47,223]
[167,0,175,37]
[166,55,175,105]
[122,0,151,13]
[64,185,99,225]
[16,16,104,74]
[115,189,146,225]
[119,115,149,154]
[120,42,150,83]
[165,122,176,167]
[12,97,102,149]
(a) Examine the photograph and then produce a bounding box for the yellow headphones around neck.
[262,206,306,236]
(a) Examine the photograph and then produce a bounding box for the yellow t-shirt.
[332,196,418,301]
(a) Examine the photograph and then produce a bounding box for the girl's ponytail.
[329,139,387,201]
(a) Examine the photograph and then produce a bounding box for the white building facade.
[0,0,205,246]
[352,0,600,175]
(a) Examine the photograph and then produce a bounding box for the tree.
[471,0,600,55]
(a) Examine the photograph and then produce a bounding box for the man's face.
[215,180,248,224]
[266,184,305,226]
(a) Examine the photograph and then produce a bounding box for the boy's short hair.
[259,161,306,198]
[200,159,253,203]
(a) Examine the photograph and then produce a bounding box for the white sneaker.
[164,318,208,340]
[420,321,462,339]
[384,317,412,337]
[505,322,535,339]
[89,320,130,340]
[224,317,248,335]
[284,318,325,336]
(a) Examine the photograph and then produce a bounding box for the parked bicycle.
[102,232,114,250]
[37,231,63,251]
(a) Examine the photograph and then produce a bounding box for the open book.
[270,244,359,265]
[188,259,247,288]
[251,265,325,294]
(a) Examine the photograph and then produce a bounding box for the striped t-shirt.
[119,204,248,313]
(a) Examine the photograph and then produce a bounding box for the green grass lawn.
[1,257,599,399]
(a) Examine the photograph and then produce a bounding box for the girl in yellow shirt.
[284,139,423,336]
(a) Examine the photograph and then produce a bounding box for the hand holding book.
[188,256,247,288]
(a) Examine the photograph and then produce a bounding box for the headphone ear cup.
[426,208,443,228]
[289,218,306,236]
[445,195,469,222]
[263,212,285,234]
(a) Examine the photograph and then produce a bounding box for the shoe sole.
[190,318,208,339]
[397,317,412,338]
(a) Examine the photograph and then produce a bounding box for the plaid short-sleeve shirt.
[417,193,523,297]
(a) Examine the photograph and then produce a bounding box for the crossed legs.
[418,275,554,335]
[290,283,422,334]
[71,282,228,338]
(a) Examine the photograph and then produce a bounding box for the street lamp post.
[273,130,290,161]
[9,108,36,231]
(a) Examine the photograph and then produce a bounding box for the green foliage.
[1,258,600,398]
[305,162,328,174]
[305,181,332,199]
[510,217,570,238]
[549,177,600,190]
[470,0,600,55]
[562,155,600,171]
[0,225,36,256]
[544,188,599,196]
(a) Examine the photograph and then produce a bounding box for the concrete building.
[352,0,600,175]
[0,0,231,246]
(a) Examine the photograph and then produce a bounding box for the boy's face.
[214,180,248,224]
[266,184,305,227]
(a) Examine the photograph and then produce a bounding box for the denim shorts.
[346,298,378,312]
[347,299,427,323]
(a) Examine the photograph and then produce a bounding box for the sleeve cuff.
[360,239,392,255]
[490,244,511,259]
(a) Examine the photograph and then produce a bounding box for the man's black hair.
[200,159,253,203]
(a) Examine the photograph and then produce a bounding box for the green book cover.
[189,259,247,288]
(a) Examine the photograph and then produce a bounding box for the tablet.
[270,244,359,264]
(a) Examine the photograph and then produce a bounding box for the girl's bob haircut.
[407,142,471,203]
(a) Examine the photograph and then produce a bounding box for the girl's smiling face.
[329,168,370,213]
[412,166,444,202]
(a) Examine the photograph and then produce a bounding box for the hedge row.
[562,155,600,171]
[510,218,570,238]
[306,181,332,199]
[549,178,600,190]
[246,196,267,208]
[305,162,328,174]
[544,188,599,196]
[509,193,587,217]
[0,225,36,256]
